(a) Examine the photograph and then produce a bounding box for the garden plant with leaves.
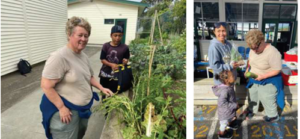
[94,2,186,138]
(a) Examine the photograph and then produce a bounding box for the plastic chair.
[238,46,246,59]
[245,48,250,59]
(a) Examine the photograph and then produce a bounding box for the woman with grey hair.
[243,29,284,122]
[40,16,113,139]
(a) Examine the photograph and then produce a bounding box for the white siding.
[68,0,139,45]
[1,0,67,76]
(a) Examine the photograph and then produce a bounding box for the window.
[195,2,219,40]
[263,5,280,19]
[278,23,290,31]
[202,2,219,21]
[226,3,242,22]
[225,3,259,41]
[104,19,114,24]
[243,3,259,22]
[280,5,297,19]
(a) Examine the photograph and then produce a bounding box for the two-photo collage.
[0,0,299,139]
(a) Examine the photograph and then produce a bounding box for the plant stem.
[162,88,182,129]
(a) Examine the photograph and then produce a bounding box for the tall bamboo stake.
[147,10,157,96]
[156,14,163,45]
[147,10,164,96]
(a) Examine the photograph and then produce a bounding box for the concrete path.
[1,47,106,139]
[194,104,298,139]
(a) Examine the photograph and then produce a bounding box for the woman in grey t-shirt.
[41,16,113,139]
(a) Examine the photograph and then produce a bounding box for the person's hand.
[231,62,239,69]
[122,58,128,65]
[255,74,266,81]
[102,88,114,97]
[111,63,119,71]
[59,106,72,124]
[244,72,248,78]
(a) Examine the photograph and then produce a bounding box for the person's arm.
[244,60,250,78]
[255,70,281,81]
[122,48,130,65]
[90,76,114,96]
[41,77,72,124]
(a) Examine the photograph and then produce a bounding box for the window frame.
[195,1,220,40]
[104,19,114,24]
[225,1,260,41]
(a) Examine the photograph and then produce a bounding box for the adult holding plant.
[244,29,284,122]
[40,16,113,139]
[208,22,239,85]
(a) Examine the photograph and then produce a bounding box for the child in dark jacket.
[212,70,239,139]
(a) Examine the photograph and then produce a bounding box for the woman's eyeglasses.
[214,22,227,28]
[252,41,261,51]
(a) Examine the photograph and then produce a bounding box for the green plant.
[95,6,186,138]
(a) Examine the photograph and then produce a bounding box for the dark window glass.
[227,23,244,40]
[264,5,280,19]
[194,2,202,18]
[202,2,219,21]
[104,19,114,24]
[226,3,242,22]
[280,5,297,19]
[243,4,259,22]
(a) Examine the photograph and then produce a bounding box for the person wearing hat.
[99,25,130,94]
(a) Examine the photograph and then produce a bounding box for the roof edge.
[106,0,149,7]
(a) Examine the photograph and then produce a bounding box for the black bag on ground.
[113,65,133,93]
[18,59,32,75]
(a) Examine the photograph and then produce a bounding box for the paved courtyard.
[194,104,298,139]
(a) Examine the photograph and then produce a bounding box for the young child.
[212,70,239,139]
[99,25,130,93]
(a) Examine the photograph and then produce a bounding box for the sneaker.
[242,110,254,120]
[226,119,239,130]
[263,116,279,122]
[218,130,233,139]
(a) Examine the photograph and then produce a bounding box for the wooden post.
[156,15,163,45]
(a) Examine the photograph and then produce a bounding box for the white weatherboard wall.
[68,0,139,45]
[1,0,67,76]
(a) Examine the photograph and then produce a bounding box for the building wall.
[68,0,139,45]
[1,0,67,76]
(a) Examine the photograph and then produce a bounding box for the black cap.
[111,25,123,34]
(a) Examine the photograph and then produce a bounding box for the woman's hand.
[255,74,266,81]
[102,88,114,97]
[122,58,128,65]
[110,63,119,71]
[59,106,72,124]
[231,62,239,69]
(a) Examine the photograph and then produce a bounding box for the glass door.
[276,21,293,57]
[262,20,278,47]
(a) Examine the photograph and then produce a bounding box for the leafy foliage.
[94,1,186,138]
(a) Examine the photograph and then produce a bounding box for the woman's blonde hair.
[245,29,264,49]
[66,16,91,40]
